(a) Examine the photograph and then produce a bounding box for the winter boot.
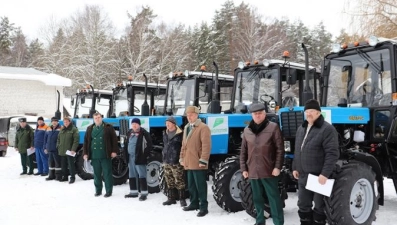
[69,176,75,184]
[139,178,148,201]
[313,211,327,225]
[125,178,139,198]
[163,189,177,205]
[298,210,313,225]
[46,170,55,181]
[178,189,187,207]
[55,170,62,181]
[59,176,68,182]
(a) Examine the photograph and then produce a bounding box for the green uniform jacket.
[57,124,79,156]
[15,125,34,154]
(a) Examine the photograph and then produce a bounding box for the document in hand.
[66,150,76,157]
[27,148,35,156]
[305,174,335,197]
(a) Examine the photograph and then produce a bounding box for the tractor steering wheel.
[259,94,274,104]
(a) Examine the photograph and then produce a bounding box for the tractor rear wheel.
[75,150,94,180]
[324,161,378,225]
[212,156,244,212]
[111,155,128,185]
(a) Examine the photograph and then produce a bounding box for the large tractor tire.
[159,164,189,200]
[239,173,287,219]
[75,150,94,180]
[324,161,378,225]
[112,155,129,185]
[212,156,244,212]
[146,151,162,193]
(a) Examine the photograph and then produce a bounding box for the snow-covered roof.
[0,66,72,87]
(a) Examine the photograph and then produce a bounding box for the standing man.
[162,116,186,207]
[15,117,35,175]
[34,116,49,176]
[43,117,62,181]
[240,103,285,225]
[180,106,211,217]
[83,113,118,197]
[292,99,339,225]
[123,118,153,201]
[57,117,79,184]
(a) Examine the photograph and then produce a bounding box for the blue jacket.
[34,123,49,148]
[43,124,61,152]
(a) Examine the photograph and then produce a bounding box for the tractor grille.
[119,119,129,136]
[280,111,304,138]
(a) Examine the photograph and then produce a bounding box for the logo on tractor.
[76,119,93,131]
[208,116,228,135]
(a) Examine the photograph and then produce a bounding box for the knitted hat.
[304,99,321,112]
[185,106,200,114]
[131,118,141,125]
[166,116,176,124]
[37,116,44,121]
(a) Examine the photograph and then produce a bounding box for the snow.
[0,148,396,225]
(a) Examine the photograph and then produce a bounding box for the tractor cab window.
[373,110,390,138]
[166,79,195,115]
[234,68,278,113]
[197,79,234,113]
[327,49,392,107]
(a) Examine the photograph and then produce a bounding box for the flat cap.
[19,117,27,122]
[185,106,200,114]
[249,103,266,113]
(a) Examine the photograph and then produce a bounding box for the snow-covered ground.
[0,148,396,225]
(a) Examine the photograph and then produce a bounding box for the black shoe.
[45,176,55,181]
[104,193,112,198]
[180,199,187,207]
[139,195,147,201]
[95,193,102,197]
[41,173,48,176]
[125,193,139,198]
[20,172,27,175]
[27,172,34,175]
[34,172,41,176]
[59,176,68,182]
[197,210,208,217]
[163,198,177,205]
[183,205,199,211]
[69,177,75,184]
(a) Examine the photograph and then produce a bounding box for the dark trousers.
[48,152,61,176]
[20,153,34,173]
[60,155,75,178]
[91,158,113,194]
[250,177,284,225]
[187,170,208,211]
[297,174,325,215]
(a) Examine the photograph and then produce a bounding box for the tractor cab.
[70,87,113,119]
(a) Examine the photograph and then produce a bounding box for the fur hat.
[131,118,141,125]
[185,106,200,114]
[304,99,321,112]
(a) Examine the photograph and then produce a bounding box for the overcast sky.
[1,0,348,41]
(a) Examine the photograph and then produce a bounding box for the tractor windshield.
[166,79,195,115]
[326,48,392,107]
[234,68,279,112]
[77,93,112,118]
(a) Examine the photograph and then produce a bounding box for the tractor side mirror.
[286,68,297,85]
[81,96,86,104]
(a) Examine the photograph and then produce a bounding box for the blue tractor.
[211,53,321,213]
[277,37,397,225]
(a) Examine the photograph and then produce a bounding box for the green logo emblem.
[81,121,90,127]
[213,118,224,128]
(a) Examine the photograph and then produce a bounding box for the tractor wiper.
[247,68,261,83]
[356,48,382,74]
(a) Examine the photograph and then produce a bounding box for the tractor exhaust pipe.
[302,43,313,103]
[141,74,150,116]
[209,61,221,114]
[55,90,61,119]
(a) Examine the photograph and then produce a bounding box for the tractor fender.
[349,150,384,205]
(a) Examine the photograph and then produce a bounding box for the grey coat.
[292,115,339,178]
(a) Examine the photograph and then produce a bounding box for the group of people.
[240,99,339,225]
[15,116,79,183]
[15,99,338,224]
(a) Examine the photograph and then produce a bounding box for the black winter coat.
[292,115,339,178]
[162,127,183,165]
[123,128,152,165]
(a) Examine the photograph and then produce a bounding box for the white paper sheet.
[305,174,335,197]
[66,150,76,157]
[27,148,35,156]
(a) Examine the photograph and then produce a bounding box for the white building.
[0,66,72,118]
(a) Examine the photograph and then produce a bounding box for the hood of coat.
[166,126,182,135]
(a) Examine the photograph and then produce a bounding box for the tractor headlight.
[284,141,291,152]
[331,43,341,53]
[263,59,271,67]
[238,61,245,69]
[368,36,379,47]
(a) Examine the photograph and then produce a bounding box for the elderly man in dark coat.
[240,103,285,225]
[292,99,339,225]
